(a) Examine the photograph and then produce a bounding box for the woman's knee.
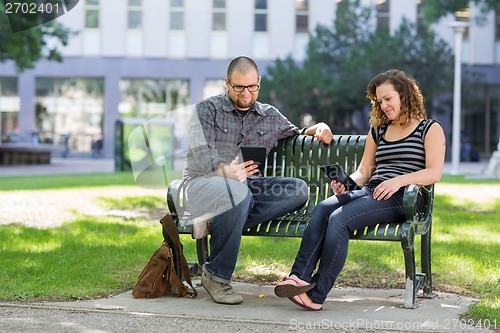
[313,199,337,218]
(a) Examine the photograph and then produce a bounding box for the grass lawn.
[0,172,498,324]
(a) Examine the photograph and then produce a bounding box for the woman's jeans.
[291,187,404,304]
[186,176,309,284]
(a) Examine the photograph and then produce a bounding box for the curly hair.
[366,69,427,127]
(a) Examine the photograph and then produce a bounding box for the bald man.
[182,56,333,304]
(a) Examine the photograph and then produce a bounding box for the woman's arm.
[351,130,377,185]
[396,123,445,186]
[373,123,446,200]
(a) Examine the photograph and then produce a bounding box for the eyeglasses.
[227,79,260,93]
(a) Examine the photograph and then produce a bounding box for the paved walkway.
[0,283,492,333]
[0,156,492,177]
[0,157,115,177]
[0,157,497,332]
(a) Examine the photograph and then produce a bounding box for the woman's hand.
[330,180,347,195]
[373,178,401,200]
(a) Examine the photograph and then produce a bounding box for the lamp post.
[448,21,468,175]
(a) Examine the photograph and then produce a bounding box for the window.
[119,79,189,118]
[254,0,267,32]
[376,0,390,33]
[128,0,142,29]
[0,77,20,143]
[295,0,309,33]
[85,0,99,29]
[212,0,226,31]
[204,79,225,99]
[170,0,185,31]
[35,78,104,150]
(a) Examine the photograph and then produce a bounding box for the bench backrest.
[243,134,366,236]
[267,134,365,206]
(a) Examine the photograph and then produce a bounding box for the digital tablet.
[319,164,361,191]
[240,146,267,175]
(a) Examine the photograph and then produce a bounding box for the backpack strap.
[160,214,198,297]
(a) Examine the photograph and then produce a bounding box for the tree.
[0,3,73,71]
[261,0,375,131]
[421,0,499,25]
[364,18,456,117]
[260,0,456,133]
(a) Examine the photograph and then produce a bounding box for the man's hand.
[218,158,259,182]
[314,123,333,144]
[304,122,333,144]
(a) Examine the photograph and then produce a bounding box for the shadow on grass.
[0,217,195,302]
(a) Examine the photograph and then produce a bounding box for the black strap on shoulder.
[420,119,440,140]
[371,125,387,145]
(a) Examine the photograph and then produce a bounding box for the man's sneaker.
[201,271,243,305]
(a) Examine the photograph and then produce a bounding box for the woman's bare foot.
[290,292,322,311]
[277,274,309,286]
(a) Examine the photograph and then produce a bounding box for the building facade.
[0,0,499,158]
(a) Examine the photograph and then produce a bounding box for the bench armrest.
[167,179,185,216]
[402,184,434,235]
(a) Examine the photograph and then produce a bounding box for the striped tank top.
[366,119,440,189]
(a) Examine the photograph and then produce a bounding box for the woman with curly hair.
[274,69,446,311]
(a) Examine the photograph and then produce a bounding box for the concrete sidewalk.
[0,281,493,333]
[0,156,492,177]
[0,157,115,177]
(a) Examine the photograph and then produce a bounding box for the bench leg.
[420,222,436,299]
[162,223,203,278]
[401,224,418,309]
[196,237,209,268]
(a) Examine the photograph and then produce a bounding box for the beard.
[231,96,254,110]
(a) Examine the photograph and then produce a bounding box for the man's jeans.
[290,186,404,304]
[186,176,309,283]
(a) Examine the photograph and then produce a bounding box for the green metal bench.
[165,134,436,308]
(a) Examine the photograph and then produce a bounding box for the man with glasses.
[182,56,332,305]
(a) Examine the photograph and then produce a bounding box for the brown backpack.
[132,214,197,299]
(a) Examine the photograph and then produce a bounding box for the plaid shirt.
[183,92,301,181]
